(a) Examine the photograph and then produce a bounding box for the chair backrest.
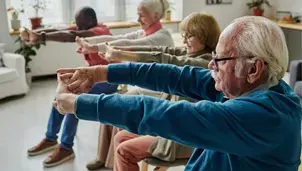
[290,60,302,89]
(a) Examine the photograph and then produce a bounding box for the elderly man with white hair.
[55,16,302,171]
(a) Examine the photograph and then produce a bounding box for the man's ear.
[246,59,266,84]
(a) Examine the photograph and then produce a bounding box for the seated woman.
[102,12,220,171]
[74,0,174,170]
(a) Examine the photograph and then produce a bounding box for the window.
[73,0,118,21]
[6,0,182,28]
[6,0,64,26]
[125,0,141,21]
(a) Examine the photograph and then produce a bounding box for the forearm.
[45,31,76,42]
[114,46,163,52]
[74,93,285,156]
[110,50,137,61]
[36,28,66,33]
[107,63,221,101]
[86,34,128,44]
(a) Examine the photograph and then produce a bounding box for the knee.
[114,130,128,147]
[115,142,133,158]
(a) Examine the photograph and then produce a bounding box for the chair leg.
[141,161,149,171]
[154,166,169,171]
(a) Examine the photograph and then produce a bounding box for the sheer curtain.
[5,0,182,28]
[73,0,118,22]
[6,0,64,26]
[125,0,182,21]
[125,0,141,21]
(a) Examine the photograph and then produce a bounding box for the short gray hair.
[222,16,288,87]
[140,0,169,19]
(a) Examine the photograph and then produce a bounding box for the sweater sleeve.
[97,30,174,52]
[74,93,285,156]
[85,30,143,44]
[107,62,222,101]
[137,53,210,68]
[114,46,187,56]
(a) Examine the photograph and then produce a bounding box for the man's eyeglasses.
[211,52,255,71]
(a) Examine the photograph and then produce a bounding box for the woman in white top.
[78,0,174,170]
[76,1,174,54]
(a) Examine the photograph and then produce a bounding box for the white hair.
[222,16,289,87]
[140,0,169,19]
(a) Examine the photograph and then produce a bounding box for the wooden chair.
[141,157,189,171]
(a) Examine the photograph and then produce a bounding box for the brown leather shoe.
[86,159,105,170]
[43,146,75,168]
[27,138,58,156]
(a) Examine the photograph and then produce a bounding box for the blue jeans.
[45,82,118,149]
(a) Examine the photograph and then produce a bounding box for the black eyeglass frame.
[211,51,259,71]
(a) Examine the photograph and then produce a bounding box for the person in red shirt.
[20,7,118,167]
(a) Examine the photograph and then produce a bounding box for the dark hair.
[81,6,97,22]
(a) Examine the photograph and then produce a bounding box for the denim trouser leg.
[45,106,65,141]
[60,114,79,149]
[45,82,118,150]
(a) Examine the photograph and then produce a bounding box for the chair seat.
[144,157,189,167]
[0,67,18,84]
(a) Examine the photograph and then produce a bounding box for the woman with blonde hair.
[102,12,221,171]
[82,0,174,170]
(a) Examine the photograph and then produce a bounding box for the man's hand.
[57,66,108,94]
[54,93,78,114]
[75,36,98,54]
[54,73,77,114]
[28,31,41,44]
[20,28,30,43]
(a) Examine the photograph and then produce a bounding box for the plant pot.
[30,17,43,29]
[26,71,32,87]
[165,11,171,21]
[253,8,264,16]
[11,19,21,31]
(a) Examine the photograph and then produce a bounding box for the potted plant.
[165,1,175,21]
[30,0,47,29]
[247,0,271,16]
[7,7,24,31]
[14,36,45,86]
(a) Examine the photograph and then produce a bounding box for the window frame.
[6,0,182,27]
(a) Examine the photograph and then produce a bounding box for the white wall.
[275,0,302,13]
[182,0,248,29]
[0,0,17,52]
[182,0,278,29]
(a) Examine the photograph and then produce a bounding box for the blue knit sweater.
[75,62,302,171]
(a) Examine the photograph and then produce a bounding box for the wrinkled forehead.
[216,22,245,56]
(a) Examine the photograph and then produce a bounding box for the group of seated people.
[21,0,302,171]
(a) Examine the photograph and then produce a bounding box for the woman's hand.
[75,36,98,54]
[57,65,108,94]
[103,43,121,61]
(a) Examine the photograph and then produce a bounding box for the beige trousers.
[95,87,164,168]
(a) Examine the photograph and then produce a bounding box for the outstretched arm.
[57,62,221,101]
[107,62,221,101]
[70,92,285,156]
[36,30,95,43]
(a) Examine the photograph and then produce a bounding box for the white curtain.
[6,0,64,26]
[73,0,117,22]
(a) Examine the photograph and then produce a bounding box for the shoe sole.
[43,153,75,168]
[28,144,59,156]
